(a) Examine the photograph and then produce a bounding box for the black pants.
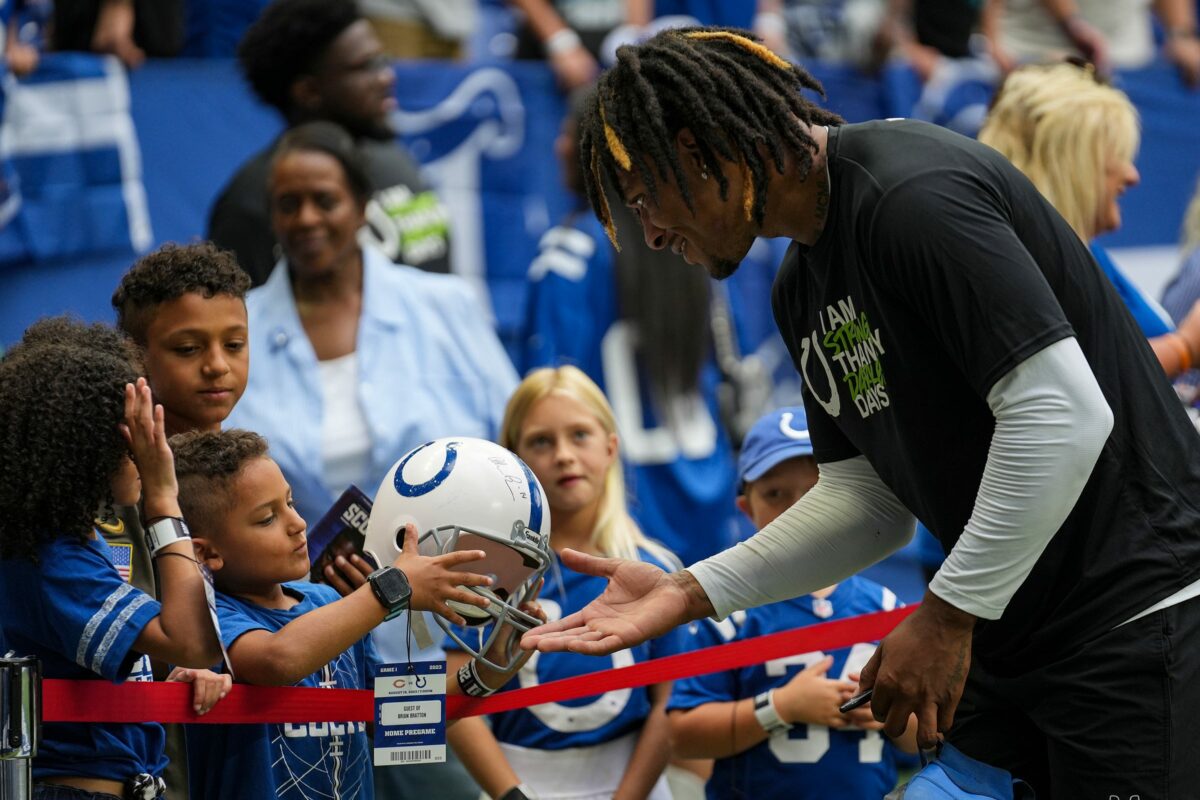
[949,595,1200,799]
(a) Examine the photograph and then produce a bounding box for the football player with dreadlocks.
[523,26,1200,798]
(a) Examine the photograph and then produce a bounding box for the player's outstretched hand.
[167,667,232,716]
[520,550,707,655]
[392,523,492,625]
[856,592,975,750]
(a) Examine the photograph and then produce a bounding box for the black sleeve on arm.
[868,171,1075,397]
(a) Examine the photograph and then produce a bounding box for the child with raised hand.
[448,365,682,800]
[172,429,506,800]
[0,325,226,800]
[666,406,914,800]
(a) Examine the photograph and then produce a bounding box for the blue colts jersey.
[669,576,904,800]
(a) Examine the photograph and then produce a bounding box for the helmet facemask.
[418,520,552,675]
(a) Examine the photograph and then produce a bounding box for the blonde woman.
[447,365,681,800]
[979,60,1200,378]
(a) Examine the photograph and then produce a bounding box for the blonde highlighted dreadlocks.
[581,26,843,248]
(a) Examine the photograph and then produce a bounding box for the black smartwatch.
[367,567,412,620]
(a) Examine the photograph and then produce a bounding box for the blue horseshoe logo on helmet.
[394,440,460,497]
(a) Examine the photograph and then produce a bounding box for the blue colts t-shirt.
[186,582,376,800]
[668,576,904,800]
[0,534,165,782]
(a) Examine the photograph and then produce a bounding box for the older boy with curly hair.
[112,241,251,438]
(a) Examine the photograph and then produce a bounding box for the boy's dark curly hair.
[238,0,360,116]
[171,429,270,538]
[0,338,138,561]
[111,242,250,345]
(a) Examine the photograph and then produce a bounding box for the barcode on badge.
[389,749,432,763]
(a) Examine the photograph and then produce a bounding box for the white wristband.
[145,516,191,556]
[545,28,583,56]
[753,689,792,735]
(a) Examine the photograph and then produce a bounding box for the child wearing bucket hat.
[666,406,917,799]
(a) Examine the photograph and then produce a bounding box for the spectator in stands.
[173,428,534,800]
[982,0,1200,85]
[668,406,915,800]
[979,60,1200,378]
[0,327,226,800]
[1160,176,1200,326]
[4,0,46,76]
[52,0,184,68]
[209,0,452,286]
[225,120,515,799]
[361,0,475,59]
[508,0,651,89]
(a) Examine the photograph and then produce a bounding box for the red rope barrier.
[43,606,915,725]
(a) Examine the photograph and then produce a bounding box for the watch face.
[376,567,412,604]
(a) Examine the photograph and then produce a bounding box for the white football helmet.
[365,437,552,674]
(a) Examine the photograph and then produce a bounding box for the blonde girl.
[448,365,680,800]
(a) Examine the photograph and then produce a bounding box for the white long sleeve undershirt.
[928,337,1113,618]
[688,456,916,620]
[690,337,1114,622]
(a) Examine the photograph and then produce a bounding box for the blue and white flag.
[0,52,151,266]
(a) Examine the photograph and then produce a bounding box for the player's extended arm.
[861,337,1113,749]
[522,461,914,654]
[690,458,916,620]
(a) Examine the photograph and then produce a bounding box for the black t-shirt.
[773,119,1200,672]
[208,136,452,286]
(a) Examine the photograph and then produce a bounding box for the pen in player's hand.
[839,688,873,714]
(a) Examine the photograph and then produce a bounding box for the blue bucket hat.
[737,406,815,488]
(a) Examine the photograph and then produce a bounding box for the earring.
[701,170,709,181]
[95,493,125,535]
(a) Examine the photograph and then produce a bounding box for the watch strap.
[498,784,537,800]
[754,689,792,735]
[145,517,191,556]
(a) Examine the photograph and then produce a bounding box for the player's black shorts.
[949,593,1200,800]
